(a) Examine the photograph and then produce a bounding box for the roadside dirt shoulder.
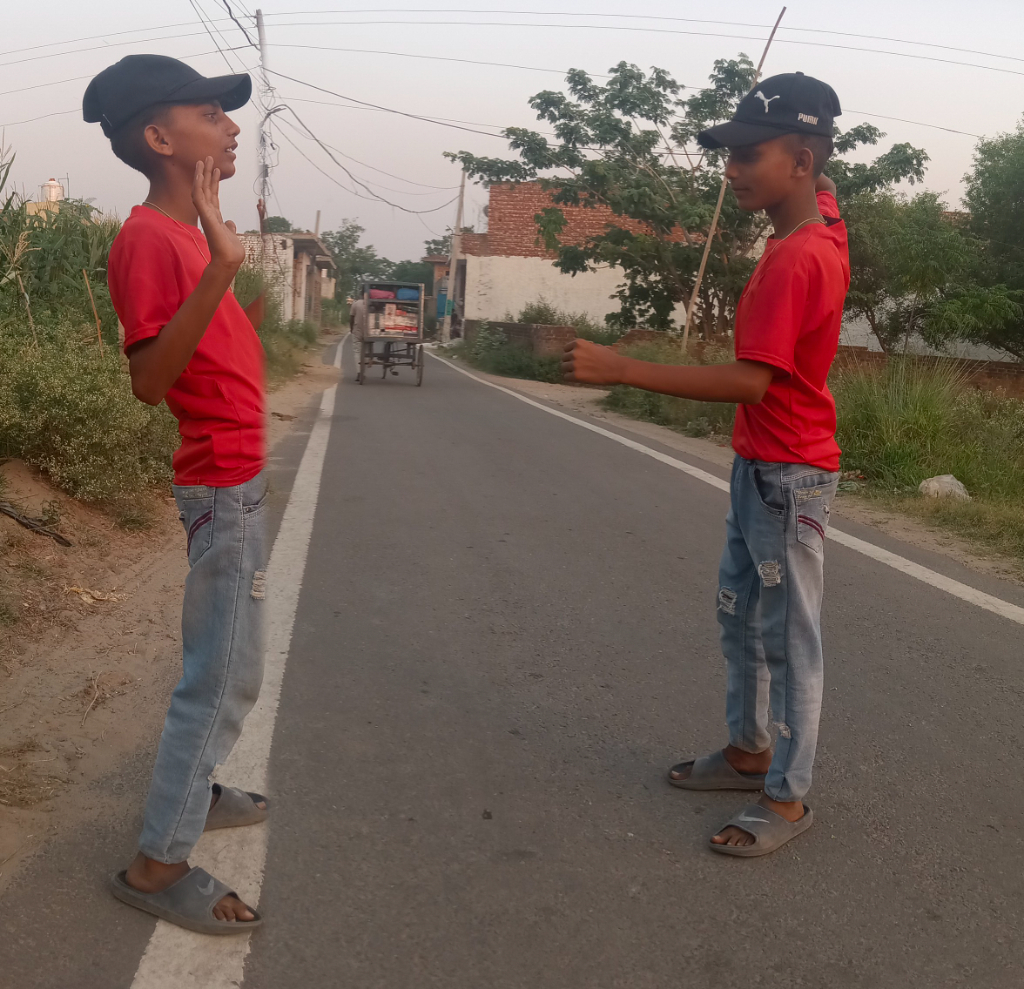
[459,363,1023,589]
[0,341,339,889]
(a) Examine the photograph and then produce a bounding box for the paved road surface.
[3,340,1023,988]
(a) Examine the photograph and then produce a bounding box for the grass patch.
[464,322,562,383]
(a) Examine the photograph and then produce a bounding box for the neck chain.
[775,215,826,241]
[142,201,210,264]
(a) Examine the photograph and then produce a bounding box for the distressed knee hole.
[757,560,782,587]
[718,587,737,615]
[251,569,267,600]
[775,721,792,739]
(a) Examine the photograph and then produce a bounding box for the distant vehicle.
[350,281,426,387]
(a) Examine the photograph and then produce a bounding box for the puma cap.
[84,55,251,138]
[697,72,841,149]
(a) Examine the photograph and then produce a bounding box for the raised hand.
[257,197,268,235]
[562,338,626,385]
[192,157,245,271]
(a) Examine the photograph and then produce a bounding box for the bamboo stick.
[682,6,787,349]
[82,268,103,351]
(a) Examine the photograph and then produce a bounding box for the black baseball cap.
[83,55,251,137]
[697,72,841,150]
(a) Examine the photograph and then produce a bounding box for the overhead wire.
[262,8,1024,66]
[254,18,1024,79]
[215,0,260,49]
[275,107,462,213]
[188,0,242,74]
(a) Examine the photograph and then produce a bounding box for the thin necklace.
[142,200,210,264]
[775,215,826,241]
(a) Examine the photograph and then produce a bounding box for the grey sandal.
[709,803,814,857]
[110,867,263,935]
[668,750,766,791]
[204,784,269,831]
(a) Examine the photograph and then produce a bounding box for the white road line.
[129,344,344,988]
[430,353,1024,627]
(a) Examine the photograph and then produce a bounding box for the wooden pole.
[82,268,103,351]
[682,6,787,349]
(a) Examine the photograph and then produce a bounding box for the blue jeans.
[138,471,269,863]
[717,457,839,803]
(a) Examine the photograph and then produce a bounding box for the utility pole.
[440,168,466,344]
[255,9,271,207]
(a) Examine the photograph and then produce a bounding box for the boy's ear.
[792,145,815,178]
[144,120,174,159]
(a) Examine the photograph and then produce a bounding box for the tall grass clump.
[465,321,562,382]
[832,358,1024,497]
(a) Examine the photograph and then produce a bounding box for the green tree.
[446,58,928,337]
[263,215,293,233]
[321,220,393,300]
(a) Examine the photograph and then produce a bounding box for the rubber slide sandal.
[668,749,766,791]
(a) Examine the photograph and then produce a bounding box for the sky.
[3,1,1024,261]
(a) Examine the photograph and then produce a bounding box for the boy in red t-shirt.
[84,55,270,931]
[564,73,850,857]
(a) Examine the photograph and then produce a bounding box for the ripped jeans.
[717,457,839,803]
[138,471,269,863]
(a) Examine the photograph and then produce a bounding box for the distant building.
[26,177,65,217]
[240,231,336,325]
[458,182,692,326]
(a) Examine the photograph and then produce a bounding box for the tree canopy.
[447,57,929,338]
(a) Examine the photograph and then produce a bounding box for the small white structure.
[919,475,971,500]
[41,177,64,202]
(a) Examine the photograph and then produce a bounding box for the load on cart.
[349,281,425,386]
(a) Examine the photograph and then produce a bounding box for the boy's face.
[723,135,814,212]
[147,102,241,177]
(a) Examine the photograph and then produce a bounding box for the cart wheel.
[416,345,424,386]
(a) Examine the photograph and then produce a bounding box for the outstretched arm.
[128,158,245,405]
[562,339,774,405]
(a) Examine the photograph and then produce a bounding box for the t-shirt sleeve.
[108,228,184,354]
[735,257,811,376]
[817,190,840,220]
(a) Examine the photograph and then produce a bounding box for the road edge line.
[429,352,1024,627]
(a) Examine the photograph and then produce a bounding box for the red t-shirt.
[108,206,265,487]
[731,191,850,472]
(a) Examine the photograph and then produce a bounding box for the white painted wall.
[464,255,625,323]
[241,233,296,322]
[840,315,1016,362]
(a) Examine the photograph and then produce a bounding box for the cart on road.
[351,281,426,386]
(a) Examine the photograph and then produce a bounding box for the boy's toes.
[213,894,255,922]
[711,826,755,846]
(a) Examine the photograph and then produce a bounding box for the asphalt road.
[3,342,1024,987]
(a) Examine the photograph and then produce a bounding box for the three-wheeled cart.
[352,281,425,386]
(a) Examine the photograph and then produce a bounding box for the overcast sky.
[4,1,1023,260]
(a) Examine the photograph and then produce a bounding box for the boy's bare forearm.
[128,262,238,405]
[619,357,773,404]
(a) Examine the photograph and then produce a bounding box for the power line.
[257,18,1024,79]
[268,42,615,80]
[188,0,241,74]
[276,106,462,213]
[215,0,260,49]
[275,122,460,215]
[265,9,1024,66]
[0,29,227,68]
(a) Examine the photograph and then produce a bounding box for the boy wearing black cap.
[84,55,270,931]
[563,73,849,857]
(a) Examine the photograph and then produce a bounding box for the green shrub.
[466,322,561,382]
[512,298,624,346]
[0,327,178,501]
[832,358,1024,497]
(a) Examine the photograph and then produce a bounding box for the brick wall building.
[459,182,689,326]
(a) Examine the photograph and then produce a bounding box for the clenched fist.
[561,338,627,386]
